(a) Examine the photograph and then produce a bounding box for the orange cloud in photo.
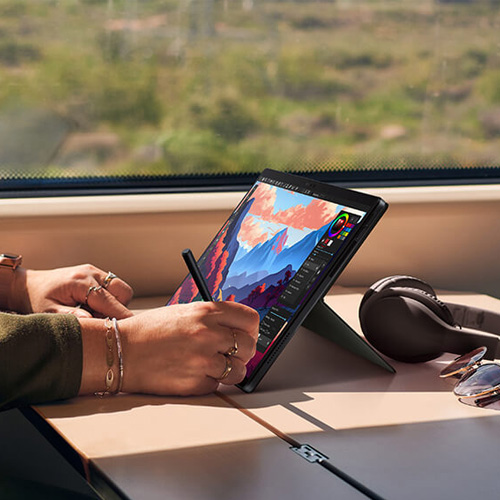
[273,198,338,231]
[239,215,276,247]
[241,183,339,246]
[248,183,277,219]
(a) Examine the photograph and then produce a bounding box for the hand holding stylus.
[80,250,259,397]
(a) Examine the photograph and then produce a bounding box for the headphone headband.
[447,303,500,335]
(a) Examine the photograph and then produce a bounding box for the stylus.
[181,248,214,302]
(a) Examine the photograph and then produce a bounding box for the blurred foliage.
[0,0,500,177]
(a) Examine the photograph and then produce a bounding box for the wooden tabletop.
[35,289,500,499]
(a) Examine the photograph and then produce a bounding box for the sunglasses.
[440,346,500,410]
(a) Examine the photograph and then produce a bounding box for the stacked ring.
[217,356,233,381]
[103,271,118,288]
[225,331,238,357]
[81,272,117,309]
[85,285,102,305]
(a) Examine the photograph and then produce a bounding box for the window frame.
[2,166,500,198]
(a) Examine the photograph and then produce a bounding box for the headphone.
[359,275,500,363]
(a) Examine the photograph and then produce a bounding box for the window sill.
[1,183,500,218]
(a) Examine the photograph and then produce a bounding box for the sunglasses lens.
[454,364,500,398]
[440,346,487,378]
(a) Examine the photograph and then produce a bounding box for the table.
[33,289,500,500]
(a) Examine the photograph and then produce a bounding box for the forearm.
[0,313,127,406]
[0,312,82,408]
[0,302,260,405]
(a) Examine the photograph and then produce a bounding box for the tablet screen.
[167,169,385,390]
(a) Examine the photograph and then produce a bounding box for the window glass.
[1,0,500,192]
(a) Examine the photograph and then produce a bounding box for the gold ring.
[85,285,102,305]
[217,355,232,381]
[103,272,118,288]
[225,331,238,357]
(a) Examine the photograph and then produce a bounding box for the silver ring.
[103,271,118,289]
[217,356,232,381]
[85,285,102,305]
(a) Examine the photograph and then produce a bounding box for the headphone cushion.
[360,294,448,362]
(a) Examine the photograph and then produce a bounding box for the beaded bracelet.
[95,317,123,397]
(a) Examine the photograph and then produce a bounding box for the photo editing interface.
[168,176,366,377]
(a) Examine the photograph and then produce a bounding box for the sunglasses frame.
[439,346,487,379]
[440,346,500,409]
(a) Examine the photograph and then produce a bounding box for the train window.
[1,0,500,196]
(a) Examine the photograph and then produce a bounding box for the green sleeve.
[0,312,82,408]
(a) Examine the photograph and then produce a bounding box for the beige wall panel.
[343,200,500,297]
[0,210,231,297]
[1,192,500,299]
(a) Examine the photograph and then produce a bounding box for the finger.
[100,274,133,306]
[218,327,256,364]
[75,266,133,306]
[209,354,246,386]
[214,302,260,340]
[86,287,134,319]
[55,305,93,319]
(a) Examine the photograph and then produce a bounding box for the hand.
[79,301,260,397]
[11,264,133,319]
[120,301,260,395]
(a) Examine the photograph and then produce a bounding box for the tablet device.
[167,169,387,392]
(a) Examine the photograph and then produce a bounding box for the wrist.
[8,267,31,313]
[0,253,27,312]
[79,317,124,396]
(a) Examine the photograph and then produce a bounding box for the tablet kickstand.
[301,299,395,373]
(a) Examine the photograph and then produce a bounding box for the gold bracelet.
[95,317,121,397]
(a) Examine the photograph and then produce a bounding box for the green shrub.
[206,97,258,142]
[332,51,393,70]
[93,68,163,126]
[276,54,348,100]
[0,0,27,17]
[185,95,259,142]
[36,51,163,127]
[478,69,500,105]
[0,41,41,66]
[157,128,229,173]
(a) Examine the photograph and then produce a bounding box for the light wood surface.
[36,393,365,499]
[220,290,500,500]
[36,289,500,499]
[223,291,500,430]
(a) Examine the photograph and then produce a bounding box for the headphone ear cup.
[360,292,449,362]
